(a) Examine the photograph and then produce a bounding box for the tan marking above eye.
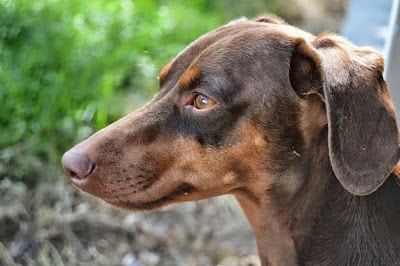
[193,94,216,109]
[159,62,172,85]
[180,66,201,88]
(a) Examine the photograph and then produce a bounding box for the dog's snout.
[62,148,94,180]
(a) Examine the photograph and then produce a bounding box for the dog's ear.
[290,35,400,196]
[255,15,286,25]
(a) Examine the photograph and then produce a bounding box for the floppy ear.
[254,14,287,25]
[292,35,400,196]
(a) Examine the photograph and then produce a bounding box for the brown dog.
[62,16,400,265]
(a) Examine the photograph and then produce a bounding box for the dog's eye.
[193,94,215,109]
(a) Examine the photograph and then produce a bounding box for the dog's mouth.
[65,159,198,210]
[103,182,196,211]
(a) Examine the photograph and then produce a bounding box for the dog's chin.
[104,197,172,211]
[99,182,197,211]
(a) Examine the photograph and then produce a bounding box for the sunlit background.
[1,1,347,265]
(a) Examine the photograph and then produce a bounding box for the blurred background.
[0,1,347,265]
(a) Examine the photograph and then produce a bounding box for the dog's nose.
[61,148,94,180]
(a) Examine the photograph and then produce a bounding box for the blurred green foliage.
[0,0,286,185]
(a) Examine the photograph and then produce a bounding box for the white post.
[384,0,400,122]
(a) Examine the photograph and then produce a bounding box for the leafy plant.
[0,0,285,184]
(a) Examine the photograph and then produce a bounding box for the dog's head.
[62,17,400,211]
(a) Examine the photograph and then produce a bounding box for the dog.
[62,16,400,265]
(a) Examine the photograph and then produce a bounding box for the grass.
[0,0,286,185]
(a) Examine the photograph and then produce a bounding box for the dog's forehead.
[159,20,314,88]
[181,19,314,58]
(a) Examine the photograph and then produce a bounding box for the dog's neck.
[236,158,400,266]
[295,173,400,265]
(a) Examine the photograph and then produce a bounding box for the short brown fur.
[179,65,201,88]
[159,61,173,86]
[62,16,400,266]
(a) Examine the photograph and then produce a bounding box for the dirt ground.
[1,176,258,266]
